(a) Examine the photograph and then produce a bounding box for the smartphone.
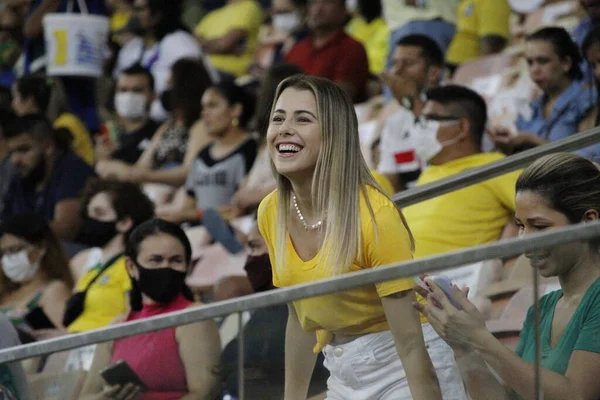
[100,360,148,391]
[425,275,463,310]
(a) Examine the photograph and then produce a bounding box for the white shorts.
[322,323,468,400]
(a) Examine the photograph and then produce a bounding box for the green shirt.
[515,277,600,397]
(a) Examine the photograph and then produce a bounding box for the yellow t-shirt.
[403,153,520,259]
[67,256,132,333]
[446,0,511,65]
[371,170,395,195]
[53,113,95,165]
[382,0,458,31]
[258,186,426,353]
[194,0,263,77]
[346,17,390,75]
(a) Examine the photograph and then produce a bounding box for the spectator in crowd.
[11,75,95,165]
[106,0,134,39]
[95,64,159,165]
[582,26,600,127]
[259,75,466,399]
[0,314,28,400]
[66,179,154,333]
[117,0,216,121]
[285,0,370,103]
[378,34,445,192]
[80,219,221,400]
[382,0,457,70]
[0,213,73,336]
[346,0,389,76]
[194,0,263,80]
[489,27,600,162]
[573,0,600,47]
[0,6,22,88]
[415,153,600,400]
[158,81,257,224]
[96,58,213,201]
[402,85,520,258]
[1,114,96,242]
[0,109,16,220]
[446,0,511,71]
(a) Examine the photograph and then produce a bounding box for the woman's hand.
[413,278,489,354]
[102,383,143,400]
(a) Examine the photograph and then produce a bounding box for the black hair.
[171,58,213,128]
[0,109,16,137]
[583,26,600,59]
[125,218,194,310]
[256,64,303,138]
[425,85,488,147]
[527,27,583,81]
[357,0,382,23]
[147,0,187,41]
[15,75,52,113]
[121,63,155,92]
[210,81,256,129]
[4,114,72,152]
[396,34,444,67]
[80,179,156,244]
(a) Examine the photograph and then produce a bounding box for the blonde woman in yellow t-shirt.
[257,75,466,400]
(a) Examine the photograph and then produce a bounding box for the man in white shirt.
[377,34,444,192]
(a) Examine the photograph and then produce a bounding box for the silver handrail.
[1,221,600,364]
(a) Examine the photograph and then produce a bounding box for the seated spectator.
[583,26,600,125]
[0,314,28,400]
[573,0,600,47]
[158,82,257,224]
[96,58,213,195]
[414,153,600,400]
[66,179,155,333]
[0,6,22,88]
[489,27,600,162]
[346,0,389,76]
[0,109,16,219]
[11,75,95,165]
[1,115,96,241]
[117,0,217,121]
[446,0,511,70]
[402,85,521,258]
[79,219,221,400]
[95,64,159,165]
[194,0,263,80]
[0,213,73,336]
[378,34,445,192]
[285,0,369,103]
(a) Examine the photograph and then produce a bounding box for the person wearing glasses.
[402,85,522,259]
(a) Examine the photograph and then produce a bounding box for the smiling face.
[267,87,322,180]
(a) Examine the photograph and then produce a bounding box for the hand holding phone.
[421,275,463,310]
[100,360,148,393]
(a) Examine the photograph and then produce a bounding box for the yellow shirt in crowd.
[67,256,131,333]
[446,0,511,65]
[194,0,263,77]
[54,112,95,165]
[403,153,520,259]
[381,0,458,31]
[346,17,390,75]
[258,186,426,353]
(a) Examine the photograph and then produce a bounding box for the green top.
[514,277,600,398]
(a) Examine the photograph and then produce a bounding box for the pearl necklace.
[292,194,324,230]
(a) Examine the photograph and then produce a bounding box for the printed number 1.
[53,30,68,66]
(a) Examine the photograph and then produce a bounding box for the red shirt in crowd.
[285,30,370,103]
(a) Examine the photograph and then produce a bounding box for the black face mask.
[133,263,186,305]
[244,253,274,293]
[78,217,118,248]
[160,89,174,113]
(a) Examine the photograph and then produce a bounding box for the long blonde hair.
[270,75,414,276]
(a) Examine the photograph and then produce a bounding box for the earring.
[232,117,239,128]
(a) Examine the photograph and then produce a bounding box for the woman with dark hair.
[0,213,73,333]
[66,179,155,333]
[158,81,258,224]
[489,27,599,161]
[414,153,600,400]
[79,219,221,400]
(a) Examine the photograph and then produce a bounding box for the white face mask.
[115,92,148,120]
[272,12,301,32]
[2,250,40,283]
[412,118,460,163]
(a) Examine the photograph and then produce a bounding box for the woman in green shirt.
[414,152,600,400]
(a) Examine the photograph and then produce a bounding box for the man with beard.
[1,114,95,241]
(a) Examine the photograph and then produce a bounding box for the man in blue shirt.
[1,114,96,241]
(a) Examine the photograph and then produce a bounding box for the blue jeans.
[202,209,244,254]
